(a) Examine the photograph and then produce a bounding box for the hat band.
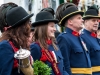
[59,11,83,25]
[83,15,100,18]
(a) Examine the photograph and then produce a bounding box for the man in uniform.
[55,3,92,75]
[81,5,100,75]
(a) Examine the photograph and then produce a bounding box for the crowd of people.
[0,2,100,75]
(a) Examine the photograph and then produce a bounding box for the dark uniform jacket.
[57,27,91,75]
[30,42,68,75]
[0,40,24,75]
[81,29,100,75]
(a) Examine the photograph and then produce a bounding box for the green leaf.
[33,60,52,75]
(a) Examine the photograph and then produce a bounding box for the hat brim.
[59,11,84,26]
[32,19,58,27]
[11,14,33,27]
[83,15,100,20]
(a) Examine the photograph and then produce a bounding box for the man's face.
[84,18,99,32]
[70,14,84,30]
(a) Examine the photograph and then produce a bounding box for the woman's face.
[47,22,56,39]
[27,31,34,46]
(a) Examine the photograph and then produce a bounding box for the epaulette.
[61,31,67,35]
[58,31,67,36]
[80,31,84,35]
[63,31,67,33]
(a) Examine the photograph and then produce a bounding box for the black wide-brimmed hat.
[59,5,84,26]
[83,5,100,20]
[32,11,58,27]
[41,7,55,16]
[6,6,33,27]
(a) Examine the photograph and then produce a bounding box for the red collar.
[46,39,52,45]
[91,32,97,38]
[72,31,80,36]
